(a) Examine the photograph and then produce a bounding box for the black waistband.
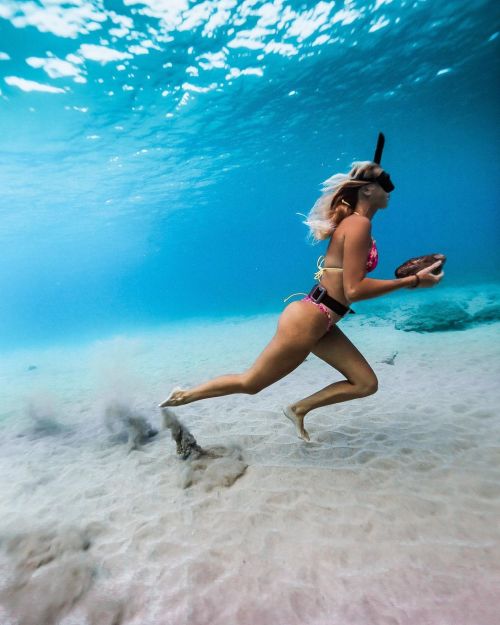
[308,285,356,316]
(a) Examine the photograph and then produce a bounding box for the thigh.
[243,301,330,391]
[311,325,378,387]
[244,333,311,391]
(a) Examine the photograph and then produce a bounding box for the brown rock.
[395,253,446,278]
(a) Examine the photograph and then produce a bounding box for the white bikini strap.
[283,291,308,303]
[283,254,326,303]
[313,254,325,281]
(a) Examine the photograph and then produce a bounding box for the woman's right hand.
[414,260,445,288]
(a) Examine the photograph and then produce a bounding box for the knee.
[356,378,379,397]
[240,374,262,395]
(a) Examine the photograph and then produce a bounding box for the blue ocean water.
[0,0,499,350]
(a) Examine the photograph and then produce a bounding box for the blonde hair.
[300,161,382,244]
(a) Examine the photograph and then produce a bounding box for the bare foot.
[283,405,310,442]
[159,386,190,407]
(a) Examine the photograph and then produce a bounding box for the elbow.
[345,278,365,303]
[346,287,357,303]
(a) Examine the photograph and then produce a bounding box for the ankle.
[290,404,308,418]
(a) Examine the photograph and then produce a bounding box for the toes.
[159,397,178,407]
[158,386,184,408]
[164,394,182,406]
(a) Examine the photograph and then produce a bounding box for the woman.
[160,159,444,441]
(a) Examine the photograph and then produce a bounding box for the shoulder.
[343,214,372,236]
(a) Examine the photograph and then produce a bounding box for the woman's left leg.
[159,300,329,407]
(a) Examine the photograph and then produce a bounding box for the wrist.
[407,274,419,289]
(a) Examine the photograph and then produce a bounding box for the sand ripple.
[0,314,499,624]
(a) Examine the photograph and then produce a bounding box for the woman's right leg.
[287,324,378,418]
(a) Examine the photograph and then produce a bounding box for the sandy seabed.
[0,303,499,625]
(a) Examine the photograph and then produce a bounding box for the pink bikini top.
[314,238,378,280]
[366,237,378,272]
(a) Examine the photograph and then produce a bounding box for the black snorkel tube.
[355,131,395,192]
[373,132,385,165]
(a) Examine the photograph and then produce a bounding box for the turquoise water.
[1,6,500,622]
[0,0,499,349]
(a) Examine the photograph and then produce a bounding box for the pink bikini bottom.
[301,295,335,332]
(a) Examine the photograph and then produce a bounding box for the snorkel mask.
[373,170,395,193]
[354,132,395,192]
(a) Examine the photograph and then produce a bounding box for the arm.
[343,216,416,303]
[348,275,416,303]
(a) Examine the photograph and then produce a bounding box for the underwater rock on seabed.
[358,314,393,327]
[379,351,398,365]
[470,302,500,325]
[161,407,248,491]
[394,301,472,332]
